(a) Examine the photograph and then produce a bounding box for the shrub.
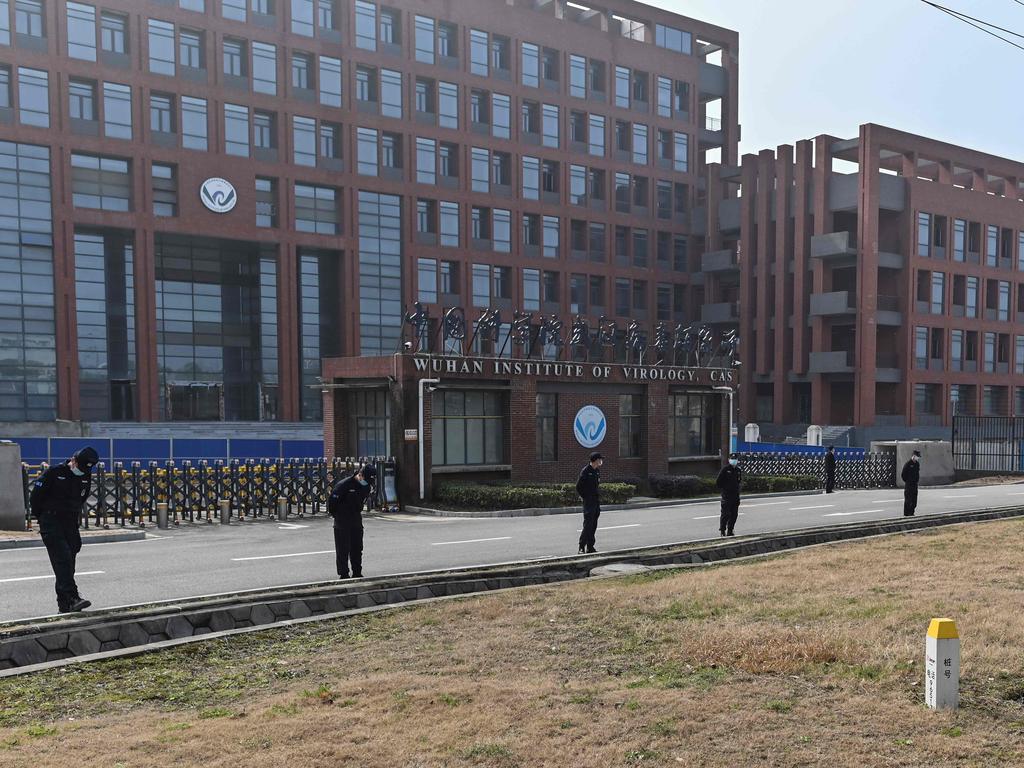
[647,473,819,498]
[433,481,636,511]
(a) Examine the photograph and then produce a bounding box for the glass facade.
[357,191,402,356]
[432,390,505,466]
[298,248,340,421]
[0,142,55,422]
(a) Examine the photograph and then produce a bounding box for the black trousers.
[904,484,918,516]
[579,508,600,551]
[720,499,739,534]
[334,523,364,577]
[38,516,82,607]
[825,472,836,493]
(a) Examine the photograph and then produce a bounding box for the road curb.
[0,530,147,550]
[4,504,1024,676]
[404,488,824,518]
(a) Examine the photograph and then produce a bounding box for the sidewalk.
[0,528,147,550]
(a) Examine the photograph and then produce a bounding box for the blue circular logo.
[199,177,237,214]
[574,405,607,449]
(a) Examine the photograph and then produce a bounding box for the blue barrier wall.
[7,437,326,465]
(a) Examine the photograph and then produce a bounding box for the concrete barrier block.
[288,601,312,619]
[99,641,122,652]
[119,623,149,648]
[9,639,48,667]
[166,616,193,640]
[38,633,70,652]
[208,612,235,633]
[67,632,102,657]
[250,605,275,625]
[91,626,121,643]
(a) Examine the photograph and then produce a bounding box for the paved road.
[1,484,1020,623]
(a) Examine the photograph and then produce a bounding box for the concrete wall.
[876,441,954,487]
[0,442,25,531]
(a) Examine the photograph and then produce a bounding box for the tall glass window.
[432,390,505,466]
[542,103,559,148]
[470,29,488,76]
[147,19,175,75]
[917,212,931,257]
[416,138,436,184]
[521,42,539,87]
[619,394,642,457]
[439,81,458,129]
[17,67,48,127]
[355,0,375,50]
[252,42,277,95]
[414,15,434,64]
[224,103,250,156]
[381,68,402,117]
[357,191,403,355]
[953,219,965,262]
[536,393,557,461]
[181,96,208,150]
[439,201,459,247]
[294,183,339,234]
[987,225,999,268]
[570,54,586,98]
[673,131,688,172]
[70,153,130,211]
[588,114,605,156]
[492,93,510,139]
[291,0,313,36]
[319,55,341,106]
[293,116,316,166]
[68,79,96,121]
[100,12,127,53]
[67,2,96,61]
[668,394,719,457]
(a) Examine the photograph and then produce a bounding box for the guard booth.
[321,305,740,506]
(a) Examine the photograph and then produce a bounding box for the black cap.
[589,452,604,462]
[360,463,377,480]
[73,446,99,471]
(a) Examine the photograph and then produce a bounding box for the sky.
[656,0,1024,161]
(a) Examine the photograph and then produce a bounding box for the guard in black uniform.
[328,464,376,579]
[902,450,921,516]
[576,452,603,554]
[29,446,99,613]
[824,446,837,494]
[716,453,742,537]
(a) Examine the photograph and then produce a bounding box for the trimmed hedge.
[434,482,637,511]
[648,473,819,499]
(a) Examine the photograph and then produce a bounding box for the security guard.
[902,450,921,516]
[576,452,603,554]
[328,463,376,579]
[716,453,742,537]
[29,446,99,613]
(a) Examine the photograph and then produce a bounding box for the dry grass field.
[3,519,1024,767]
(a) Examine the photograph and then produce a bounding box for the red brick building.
[703,124,1024,445]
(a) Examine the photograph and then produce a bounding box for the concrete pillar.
[0,442,26,532]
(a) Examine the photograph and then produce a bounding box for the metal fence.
[739,451,897,489]
[952,416,1024,473]
[22,457,395,529]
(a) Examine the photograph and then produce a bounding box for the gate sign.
[200,177,237,213]
[574,405,607,449]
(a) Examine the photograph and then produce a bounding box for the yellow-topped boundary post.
[925,618,959,710]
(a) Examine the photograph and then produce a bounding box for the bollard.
[925,618,960,711]
[277,497,288,521]
[156,502,169,530]
[219,498,231,525]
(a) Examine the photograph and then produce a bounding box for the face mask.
[70,465,85,477]
[729,459,738,467]
[358,478,368,486]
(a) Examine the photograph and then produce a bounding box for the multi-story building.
[0,0,737,443]
[703,123,1024,445]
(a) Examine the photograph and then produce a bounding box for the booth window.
[619,394,642,457]
[432,390,505,466]
[668,393,721,456]
[536,393,557,461]
[350,390,390,456]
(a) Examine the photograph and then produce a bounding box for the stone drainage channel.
[3,505,1024,677]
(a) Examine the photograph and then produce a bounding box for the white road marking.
[942,494,977,499]
[576,524,641,532]
[742,501,789,508]
[693,513,746,520]
[873,499,904,503]
[231,550,334,561]
[790,505,835,511]
[277,523,310,530]
[430,536,512,546]
[1007,492,1024,496]
[823,510,884,517]
[0,570,104,584]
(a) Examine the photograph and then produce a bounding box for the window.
[223,0,246,20]
[293,116,316,166]
[224,103,250,156]
[319,55,342,106]
[966,276,979,318]
[657,76,672,117]
[931,271,944,314]
[492,93,511,138]
[150,92,174,133]
[15,0,44,37]
[521,42,539,87]
[615,277,630,316]
[0,68,12,108]
[673,131,688,172]
[152,163,177,216]
[537,394,557,461]
[100,12,127,53]
[632,123,648,165]
[294,183,339,234]
[439,142,458,179]
[253,42,277,95]
[291,0,313,36]
[415,77,433,114]
[439,81,458,129]
[440,201,459,246]
[148,20,175,75]
[441,260,458,294]
[415,15,434,64]
[223,38,246,78]
[292,52,313,90]
[380,7,399,44]
[987,225,998,268]
[355,0,375,49]
[542,103,559,148]
[491,34,510,72]
[668,394,719,457]
[655,23,692,54]
[69,79,96,121]
[102,82,132,140]
[416,199,436,235]
[356,65,376,102]
[471,147,489,193]
[416,137,436,184]
[589,114,605,156]
[438,21,457,58]
[317,0,338,31]
[522,156,539,200]
[357,127,378,175]
[432,390,506,466]
[494,209,511,253]
[470,29,488,76]
[67,2,96,61]
[317,122,340,162]
[380,130,400,169]
[71,153,131,211]
[253,109,275,149]
[542,160,559,195]
[917,212,930,258]
[472,263,490,307]
[418,258,437,303]
[255,177,277,227]
[570,54,586,98]
[381,68,402,117]
[523,268,540,310]
[914,326,927,369]
[181,96,208,150]
[17,67,48,127]
[179,28,203,69]
[615,65,630,107]
[953,219,966,262]
[619,394,641,458]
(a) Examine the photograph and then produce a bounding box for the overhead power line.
[919,0,1024,52]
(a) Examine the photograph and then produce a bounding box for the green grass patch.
[197,707,233,720]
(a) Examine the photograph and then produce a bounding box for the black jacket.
[716,464,742,503]
[825,453,836,475]
[901,459,920,486]
[328,475,373,524]
[576,464,601,513]
[29,463,92,522]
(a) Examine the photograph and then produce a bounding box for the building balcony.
[810,231,857,260]
[698,61,728,99]
[700,117,725,148]
[810,290,857,316]
[701,301,739,324]
[809,350,854,374]
[701,248,738,273]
